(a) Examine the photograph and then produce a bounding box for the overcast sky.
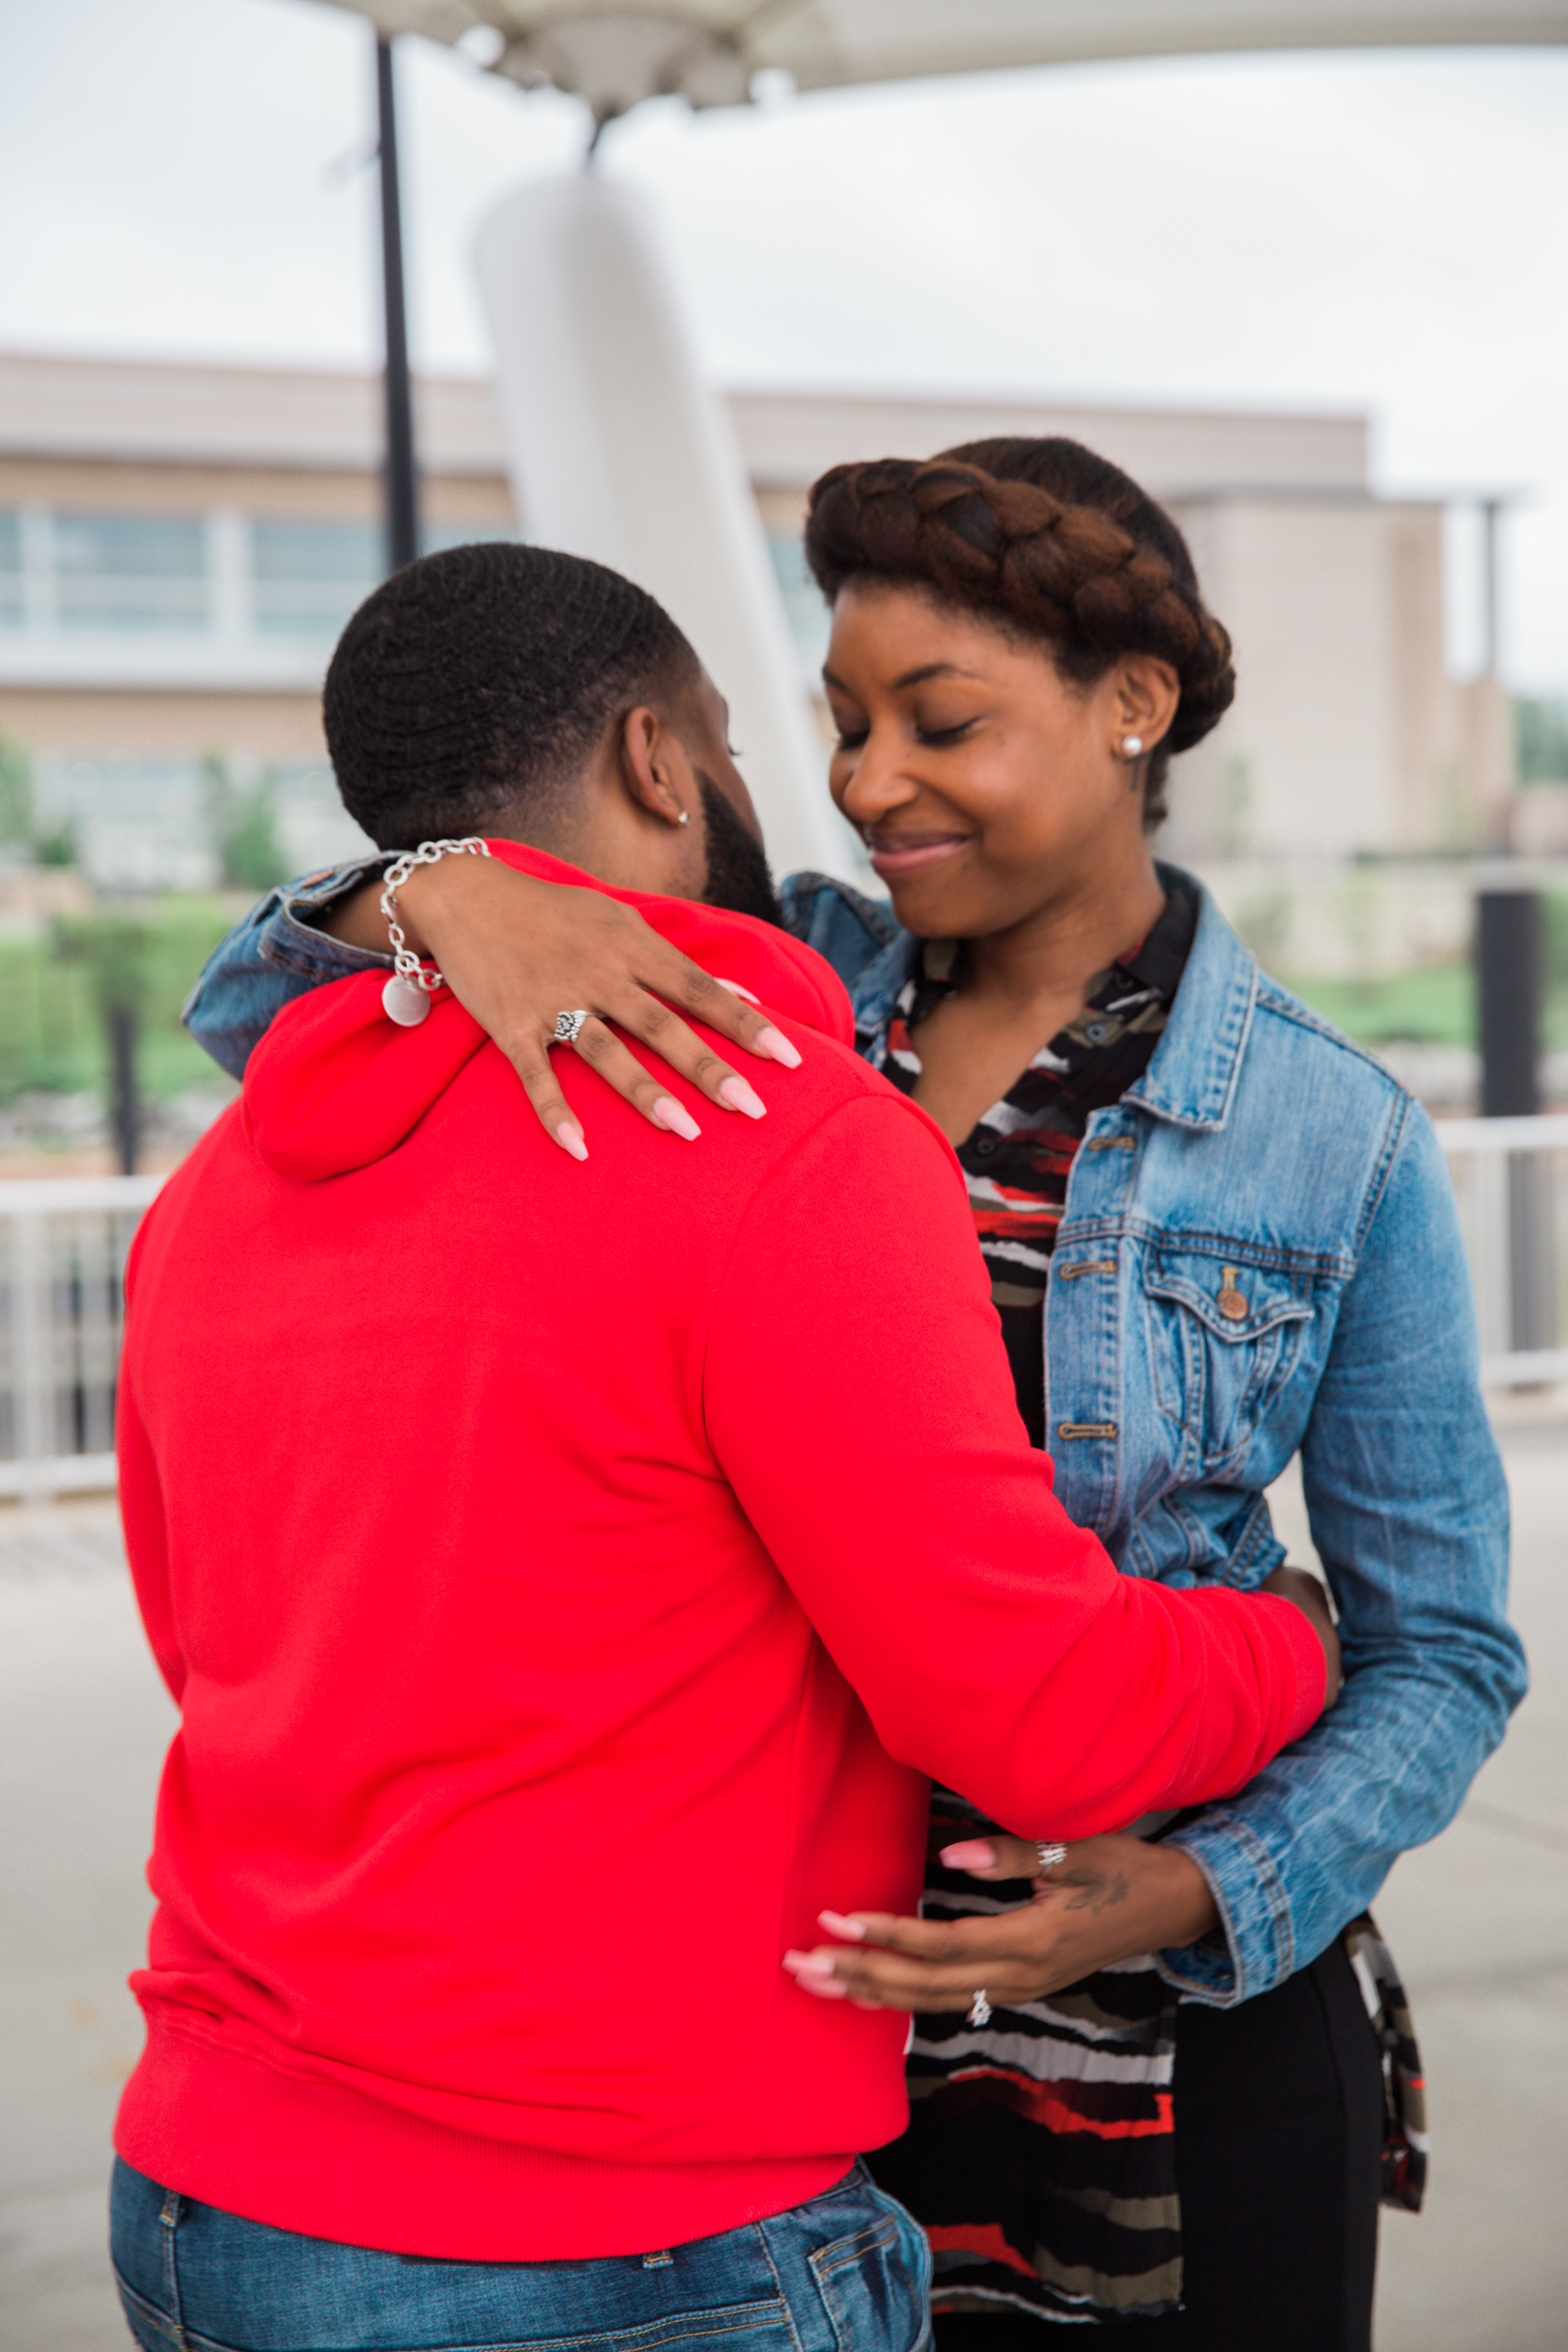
[3,0,1566,690]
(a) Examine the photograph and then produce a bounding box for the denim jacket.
[185,858,1526,2006]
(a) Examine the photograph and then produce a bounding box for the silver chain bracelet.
[379,837,492,1026]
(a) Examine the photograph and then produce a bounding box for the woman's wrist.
[1140,1839,1221,1951]
[1040,1834,1218,1965]
[314,855,497,961]
[314,873,407,956]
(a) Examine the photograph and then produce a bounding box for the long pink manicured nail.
[713,978,760,1004]
[652,1096,702,1141]
[940,1840,998,1871]
[818,1911,866,1941]
[783,1949,837,1976]
[717,1075,767,1120]
[755,1025,802,1069]
[554,1123,588,1163]
[783,1955,848,1998]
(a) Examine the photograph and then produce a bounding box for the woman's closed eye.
[915,717,980,747]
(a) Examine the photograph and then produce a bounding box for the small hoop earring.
[1121,735,1145,759]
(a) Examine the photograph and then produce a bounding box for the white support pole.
[472,172,856,887]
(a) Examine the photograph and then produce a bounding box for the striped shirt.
[869,894,1199,2322]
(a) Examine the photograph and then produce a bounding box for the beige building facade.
[0,348,1504,886]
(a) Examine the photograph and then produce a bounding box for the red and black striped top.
[876,890,1197,1448]
[867,891,1202,2325]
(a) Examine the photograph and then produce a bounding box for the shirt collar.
[846,861,1257,1131]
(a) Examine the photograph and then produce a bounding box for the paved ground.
[1,1422,1563,2352]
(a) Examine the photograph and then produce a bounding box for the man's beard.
[698,772,783,927]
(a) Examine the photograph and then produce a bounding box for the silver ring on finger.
[551,1010,590,1047]
[967,1990,993,2029]
[1035,1842,1068,1873]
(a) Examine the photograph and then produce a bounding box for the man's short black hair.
[324,542,702,848]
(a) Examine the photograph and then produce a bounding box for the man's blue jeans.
[111,2158,931,2352]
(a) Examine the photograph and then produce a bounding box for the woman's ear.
[618,706,692,829]
[1115,656,1181,751]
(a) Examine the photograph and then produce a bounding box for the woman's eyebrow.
[891,662,986,691]
[821,661,988,695]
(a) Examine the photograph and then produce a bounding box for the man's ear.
[617,706,691,829]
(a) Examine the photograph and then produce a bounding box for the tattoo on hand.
[1062,1870,1131,1917]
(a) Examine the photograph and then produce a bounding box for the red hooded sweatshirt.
[114,845,1323,2262]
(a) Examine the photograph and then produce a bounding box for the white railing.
[0,1174,162,1500]
[0,1124,1559,1497]
[1434,1115,1568,1388]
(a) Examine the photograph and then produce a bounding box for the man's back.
[115,849,1323,2263]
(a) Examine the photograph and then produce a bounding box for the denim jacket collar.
[848,930,924,1067]
[1123,865,1258,1135]
[848,860,1257,1127]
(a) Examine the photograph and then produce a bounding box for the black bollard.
[1477,892,1541,1117]
[1475,891,1553,1356]
[107,1000,140,1177]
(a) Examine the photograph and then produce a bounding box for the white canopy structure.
[314,0,1566,877]
[323,2,1567,118]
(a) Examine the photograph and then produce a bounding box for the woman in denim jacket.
[184,442,1524,2352]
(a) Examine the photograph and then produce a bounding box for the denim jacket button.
[1217,1266,1248,1321]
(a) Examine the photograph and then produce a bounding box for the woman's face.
[822,579,1178,941]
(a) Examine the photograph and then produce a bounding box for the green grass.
[1281,896,1568,1051]
[1286,967,1568,1050]
[0,896,241,1103]
[1279,965,1477,1048]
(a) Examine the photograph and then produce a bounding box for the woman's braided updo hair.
[804,436,1235,829]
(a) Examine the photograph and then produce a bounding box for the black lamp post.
[376,34,420,572]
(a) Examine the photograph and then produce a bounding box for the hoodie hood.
[242,843,856,1183]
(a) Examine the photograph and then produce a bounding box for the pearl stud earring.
[1121,735,1145,759]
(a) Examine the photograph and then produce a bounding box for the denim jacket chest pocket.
[1141,1247,1319,1475]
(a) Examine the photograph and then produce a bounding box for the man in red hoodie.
[111,545,1333,2352]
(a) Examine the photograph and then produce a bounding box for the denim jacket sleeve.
[182,859,393,1078]
[1159,1101,1526,2005]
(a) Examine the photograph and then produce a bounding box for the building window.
[54,514,209,631]
[768,534,831,677]
[0,512,21,626]
[250,521,383,637]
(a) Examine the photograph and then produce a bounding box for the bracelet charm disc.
[382,974,433,1026]
[378,837,492,1029]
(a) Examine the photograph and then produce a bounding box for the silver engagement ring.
[552,1011,590,1046]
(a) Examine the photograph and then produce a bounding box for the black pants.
[931,1938,1385,2352]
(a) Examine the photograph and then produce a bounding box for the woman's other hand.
[782,1831,1220,2011]
[1259,1564,1342,1706]
[319,855,801,1159]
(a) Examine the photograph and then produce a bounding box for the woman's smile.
[863,828,972,880]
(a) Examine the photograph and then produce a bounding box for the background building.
[0,347,1509,889]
